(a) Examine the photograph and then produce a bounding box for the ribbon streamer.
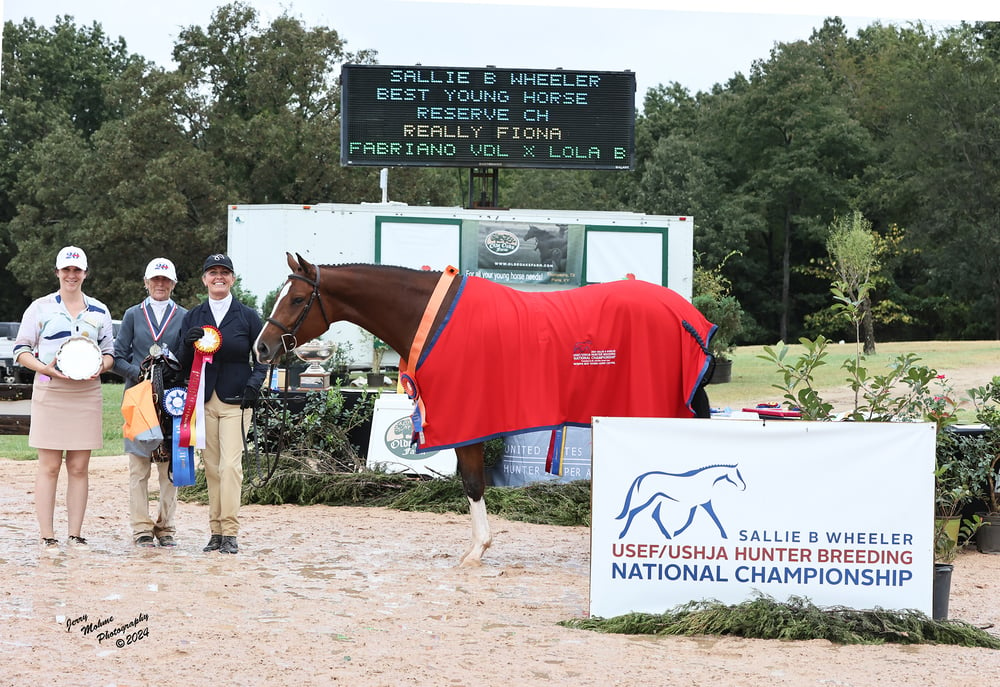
[544,426,567,477]
[179,325,221,449]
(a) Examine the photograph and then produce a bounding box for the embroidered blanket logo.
[572,339,617,366]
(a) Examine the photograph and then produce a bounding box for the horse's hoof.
[458,547,486,567]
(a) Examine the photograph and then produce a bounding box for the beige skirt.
[28,376,103,451]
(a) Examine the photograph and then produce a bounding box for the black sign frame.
[340,64,636,171]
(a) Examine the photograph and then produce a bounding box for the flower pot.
[935,516,961,545]
[708,358,732,385]
[932,563,953,620]
[366,372,385,387]
[976,513,1000,554]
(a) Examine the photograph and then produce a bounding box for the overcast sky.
[4,0,995,102]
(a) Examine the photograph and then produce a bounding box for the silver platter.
[56,337,103,380]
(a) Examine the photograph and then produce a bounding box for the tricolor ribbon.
[141,299,178,344]
[179,325,221,450]
[163,387,195,486]
[544,426,567,476]
[400,373,428,445]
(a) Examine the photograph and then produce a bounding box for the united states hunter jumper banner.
[179,325,221,450]
[409,275,715,470]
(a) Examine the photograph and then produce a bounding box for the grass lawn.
[705,339,1000,422]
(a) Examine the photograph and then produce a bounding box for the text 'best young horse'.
[255,254,717,566]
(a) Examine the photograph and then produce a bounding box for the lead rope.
[243,363,286,489]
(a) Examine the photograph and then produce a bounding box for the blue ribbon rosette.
[163,387,195,486]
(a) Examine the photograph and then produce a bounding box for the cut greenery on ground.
[560,595,1000,648]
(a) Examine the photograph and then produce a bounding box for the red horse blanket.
[410,276,715,452]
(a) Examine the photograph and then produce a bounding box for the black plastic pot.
[976,514,1000,553]
[708,358,732,384]
[932,563,953,620]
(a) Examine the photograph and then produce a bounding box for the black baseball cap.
[203,253,235,272]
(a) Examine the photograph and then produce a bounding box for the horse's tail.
[614,472,652,520]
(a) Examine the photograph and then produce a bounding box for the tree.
[499,168,622,211]
[4,5,458,315]
[0,16,142,316]
[735,24,873,342]
[628,81,761,293]
[7,64,229,311]
[882,24,1000,338]
[827,211,879,354]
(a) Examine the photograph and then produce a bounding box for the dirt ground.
[0,452,998,687]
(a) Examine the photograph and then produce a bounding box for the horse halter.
[266,269,332,353]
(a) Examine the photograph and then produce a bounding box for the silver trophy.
[293,339,335,390]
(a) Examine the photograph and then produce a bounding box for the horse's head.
[727,466,747,491]
[524,225,545,242]
[254,252,332,364]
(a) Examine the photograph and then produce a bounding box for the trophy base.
[297,371,330,390]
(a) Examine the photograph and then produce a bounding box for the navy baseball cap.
[203,253,234,272]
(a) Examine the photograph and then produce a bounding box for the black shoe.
[135,536,155,548]
[157,535,176,548]
[219,536,238,554]
[203,534,223,552]
[68,535,89,551]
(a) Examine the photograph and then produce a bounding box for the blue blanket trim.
[413,420,592,454]
[685,321,718,410]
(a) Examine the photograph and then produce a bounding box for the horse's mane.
[314,262,442,275]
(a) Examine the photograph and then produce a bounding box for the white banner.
[366,394,456,477]
[590,417,935,618]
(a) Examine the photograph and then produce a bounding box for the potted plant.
[965,377,1000,552]
[366,336,390,387]
[323,340,353,386]
[932,515,983,620]
[934,411,977,545]
[692,251,746,384]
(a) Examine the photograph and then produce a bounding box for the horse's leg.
[699,501,729,539]
[692,385,711,419]
[454,442,492,566]
[650,502,674,540]
[617,492,677,538]
[672,505,700,537]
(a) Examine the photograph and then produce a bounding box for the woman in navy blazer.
[179,254,268,554]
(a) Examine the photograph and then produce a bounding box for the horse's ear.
[285,252,299,272]
[294,252,318,279]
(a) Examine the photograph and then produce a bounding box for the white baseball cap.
[144,257,178,282]
[55,246,88,270]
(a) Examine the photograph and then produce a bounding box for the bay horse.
[255,254,716,566]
